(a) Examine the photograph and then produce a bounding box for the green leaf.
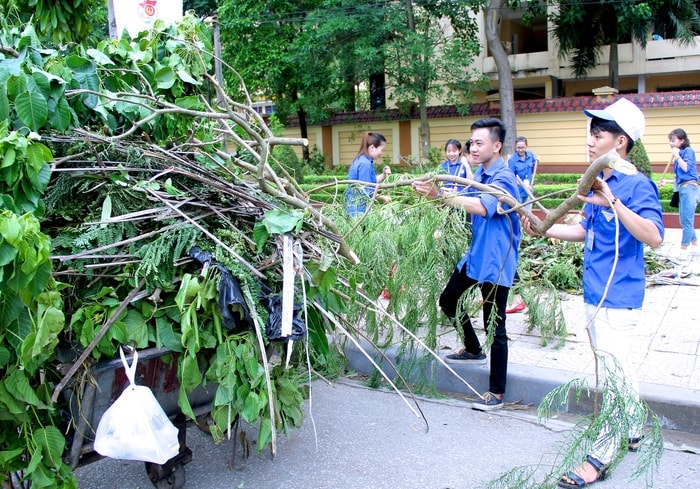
[33,426,65,470]
[32,305,64,358]
[262,208,304,235]
[1,147,15,169]
[257,418,272,452]
[26,261,51,297]
[0,380,27,416]
[86,48,115,66]
[25,142,53,174]
[31,71,51,99]
[15,91,49,131]
[64,55,96,74]
[0,84,9,120]
[252,221,269,253]
[240,391,261,423]
[176,68,201,85]
[155,66,176,89]
[213,384,232,407]
[4,368,49,409]
[179,354,202,392]
[100,194,112,228]
[0,241,18,266]
[123,308,148,347]
[0,446,24,464]
[0,347,10,369]
[156,316,182,352]
[0,213,22,244]
[48,96,73,132]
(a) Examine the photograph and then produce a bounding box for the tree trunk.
[369,72,386,110]
[340,63,356,111]
[608,41,619,89]
[292,91,310,161]
[297,107,310,161]
[485,0,516,158]
[419,96,430,160]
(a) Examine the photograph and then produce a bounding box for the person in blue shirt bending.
[413,118,521,412]
[507,136,539,207]
[522,98,664,488]
[345,131,392,217]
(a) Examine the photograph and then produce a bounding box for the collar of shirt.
[477,157,506,180]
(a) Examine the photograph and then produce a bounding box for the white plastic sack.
[93,347,180,464]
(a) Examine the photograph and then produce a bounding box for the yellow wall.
[283,104,700,171]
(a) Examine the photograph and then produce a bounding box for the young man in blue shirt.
[413,118,521,411]
[522,98,664,487]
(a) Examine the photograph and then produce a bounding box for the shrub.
[629,140,652,177]
[272,145,304,181]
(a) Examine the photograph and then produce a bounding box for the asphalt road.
[75,378,700,489]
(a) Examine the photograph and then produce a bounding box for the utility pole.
[108,0,117,39]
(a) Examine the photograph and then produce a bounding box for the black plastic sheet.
[262,295,307,342]
[189,247,252,333]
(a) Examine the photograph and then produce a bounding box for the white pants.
[585,305,644,465]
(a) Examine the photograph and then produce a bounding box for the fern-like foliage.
[136,225,201,289]
[521,281,568,347]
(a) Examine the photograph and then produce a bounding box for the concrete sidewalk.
[345,227,700,435]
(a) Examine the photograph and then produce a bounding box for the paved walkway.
[346,227,700,434]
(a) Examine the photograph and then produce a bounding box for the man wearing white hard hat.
[522,98,664,487]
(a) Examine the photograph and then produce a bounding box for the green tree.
[218,0,327,161]
[218,0,485,162]
[2,0,107,44]
[551,0,700,89]
[481,0,547,156]
[386,1,485,159]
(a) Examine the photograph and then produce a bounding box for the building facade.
[282,8,700,172]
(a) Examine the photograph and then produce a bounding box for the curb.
[344,340,700,435]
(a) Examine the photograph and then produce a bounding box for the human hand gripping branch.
[390,148,625,235]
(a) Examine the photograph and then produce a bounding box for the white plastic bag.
[93,347,180,464]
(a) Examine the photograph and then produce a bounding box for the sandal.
[558,455,608,488]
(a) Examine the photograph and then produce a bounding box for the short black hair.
[471,118,506,145]
[590,117,634,153]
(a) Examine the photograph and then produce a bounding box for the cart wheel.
[145,461,186,489]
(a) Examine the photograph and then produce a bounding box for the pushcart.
[62,347,214,489]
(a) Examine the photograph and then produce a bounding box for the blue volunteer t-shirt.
[508,150,537,201]
[675,146,698,184]
[456,157,521,287]
[346,154,377,217]
[439,159,469,194]
[579,170,664,309]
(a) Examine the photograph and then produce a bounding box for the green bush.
[272,145,305,182]
[629,140,652,177]
[535,173,580,184]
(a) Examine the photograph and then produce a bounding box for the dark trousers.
[439,265,510,395]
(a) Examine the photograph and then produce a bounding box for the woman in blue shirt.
[507,136,539,206]
[439,138,473,194]
[666,128,699,254]
[346,132,391,217]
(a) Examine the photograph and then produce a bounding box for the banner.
[114,0,183,39]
